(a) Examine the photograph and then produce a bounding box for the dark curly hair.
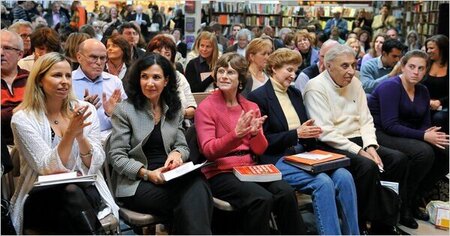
[125,53,181,120]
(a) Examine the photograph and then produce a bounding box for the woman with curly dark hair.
[106,53,213,234]
[105,34,131,80]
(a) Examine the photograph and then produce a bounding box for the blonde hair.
[194,31,219,70]
[15,52,77,118]
[265,48,302,76]
[245,38,273,63]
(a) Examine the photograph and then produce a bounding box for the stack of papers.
[34,172,97,188]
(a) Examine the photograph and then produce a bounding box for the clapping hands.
[297,119,322,139]
[235,110,267,138]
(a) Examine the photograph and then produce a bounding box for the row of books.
[210,2,246,13]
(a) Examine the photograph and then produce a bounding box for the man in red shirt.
[1,30,29,145]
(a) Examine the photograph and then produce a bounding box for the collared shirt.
[17,54,35,72]
[72,67,127,135]
[52,11,61,26]
[359,56,394,94]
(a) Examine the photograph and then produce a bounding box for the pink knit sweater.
[195,90,268,179]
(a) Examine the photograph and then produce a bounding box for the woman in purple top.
[368,50,449,229]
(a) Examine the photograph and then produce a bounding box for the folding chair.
[102,162,162,234]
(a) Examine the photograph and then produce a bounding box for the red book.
[233,164,282,182]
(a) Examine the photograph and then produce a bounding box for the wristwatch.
[142,170,149,181]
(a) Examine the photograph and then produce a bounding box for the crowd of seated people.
[1,1,449,235]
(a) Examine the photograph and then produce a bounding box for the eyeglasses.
[19,34,31,39]
[1,45,22,52]
[80,53,107,63]
[217,68,238,77]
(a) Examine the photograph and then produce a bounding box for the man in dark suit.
[126,5,150,42]
[43,1,69,28]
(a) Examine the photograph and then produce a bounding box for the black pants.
[318,137,407,225]
[376,130,435,208]
[208,172,306,235]
[119,172,213,234]
[23,183,104,234]
[431,110,449,134]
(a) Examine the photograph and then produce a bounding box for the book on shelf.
[34,172,97,188]
[284,149,350,174]
[233,164,282,182]
[161,161,210,182]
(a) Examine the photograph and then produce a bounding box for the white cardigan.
[10,101,119,234]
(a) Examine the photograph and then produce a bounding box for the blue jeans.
[276,158,359,235]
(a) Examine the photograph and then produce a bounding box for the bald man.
[1,30,28,145]
[294,39,340,95]
[72,38,127,139]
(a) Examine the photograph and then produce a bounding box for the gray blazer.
[106,99,189,198]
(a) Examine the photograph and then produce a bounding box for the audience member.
[283,32,296,50]
[44,1,69,28]
[72,38,127,139]
[107,53,213,234]
[358,30,371,53]
[304,44,408,234]
[274,28,291,49]
[8,21,33,57]
[64,32,91,70]
[346,37,364,71]
[372,4,396,36]
[146,34,196,125]
[295,39,340,95]
[172,28,186,58]
[150,5,164,32]
[170,9,185,36]
[105,6,122,29]
[227,24,243,47]
[386,28,399,40]
[361,33,386,65]
[405,30,421,51]
[324,8,348,38]
[97,5,109,21]
[195,52,305,234]
[241,38,272,96]
[368,50,449,228]
[11,52,119,234]
[185,31,219,92]
[1,30,28,145]
[294,31,319,73]
[126,5,150,41]
[118,22,145,62]
[12,1,31,23]
[18,27,61,72]
[210,23,229,53]
[352,9,372,33]
[360,38,405,94]
[225,28,251,57]
[105,34,131,80]
[423,35,449,133]
[298,11,322,33]
[248,48,359,234]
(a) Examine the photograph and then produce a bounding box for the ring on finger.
[76,111,82,116]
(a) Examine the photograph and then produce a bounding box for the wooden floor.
[399,219,448,235]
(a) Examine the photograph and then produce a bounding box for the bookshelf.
[403,1,443,44]
[207,1,372,35]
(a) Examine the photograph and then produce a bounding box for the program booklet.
[161,161,209,181]
[34,172,97,188]
[284,149,349,173]
[233,164,282,182]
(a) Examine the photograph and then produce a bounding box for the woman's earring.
[239,82,243,90]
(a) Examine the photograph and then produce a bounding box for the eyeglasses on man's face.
[1,45,22,53]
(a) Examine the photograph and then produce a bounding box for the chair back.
[185,124,207,164]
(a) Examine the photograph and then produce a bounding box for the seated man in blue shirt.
[360,39,405,94]
[72,38,127,140]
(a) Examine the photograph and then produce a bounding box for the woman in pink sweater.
[195,52,305,234]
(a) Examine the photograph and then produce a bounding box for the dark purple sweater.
[368,76,431,140]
